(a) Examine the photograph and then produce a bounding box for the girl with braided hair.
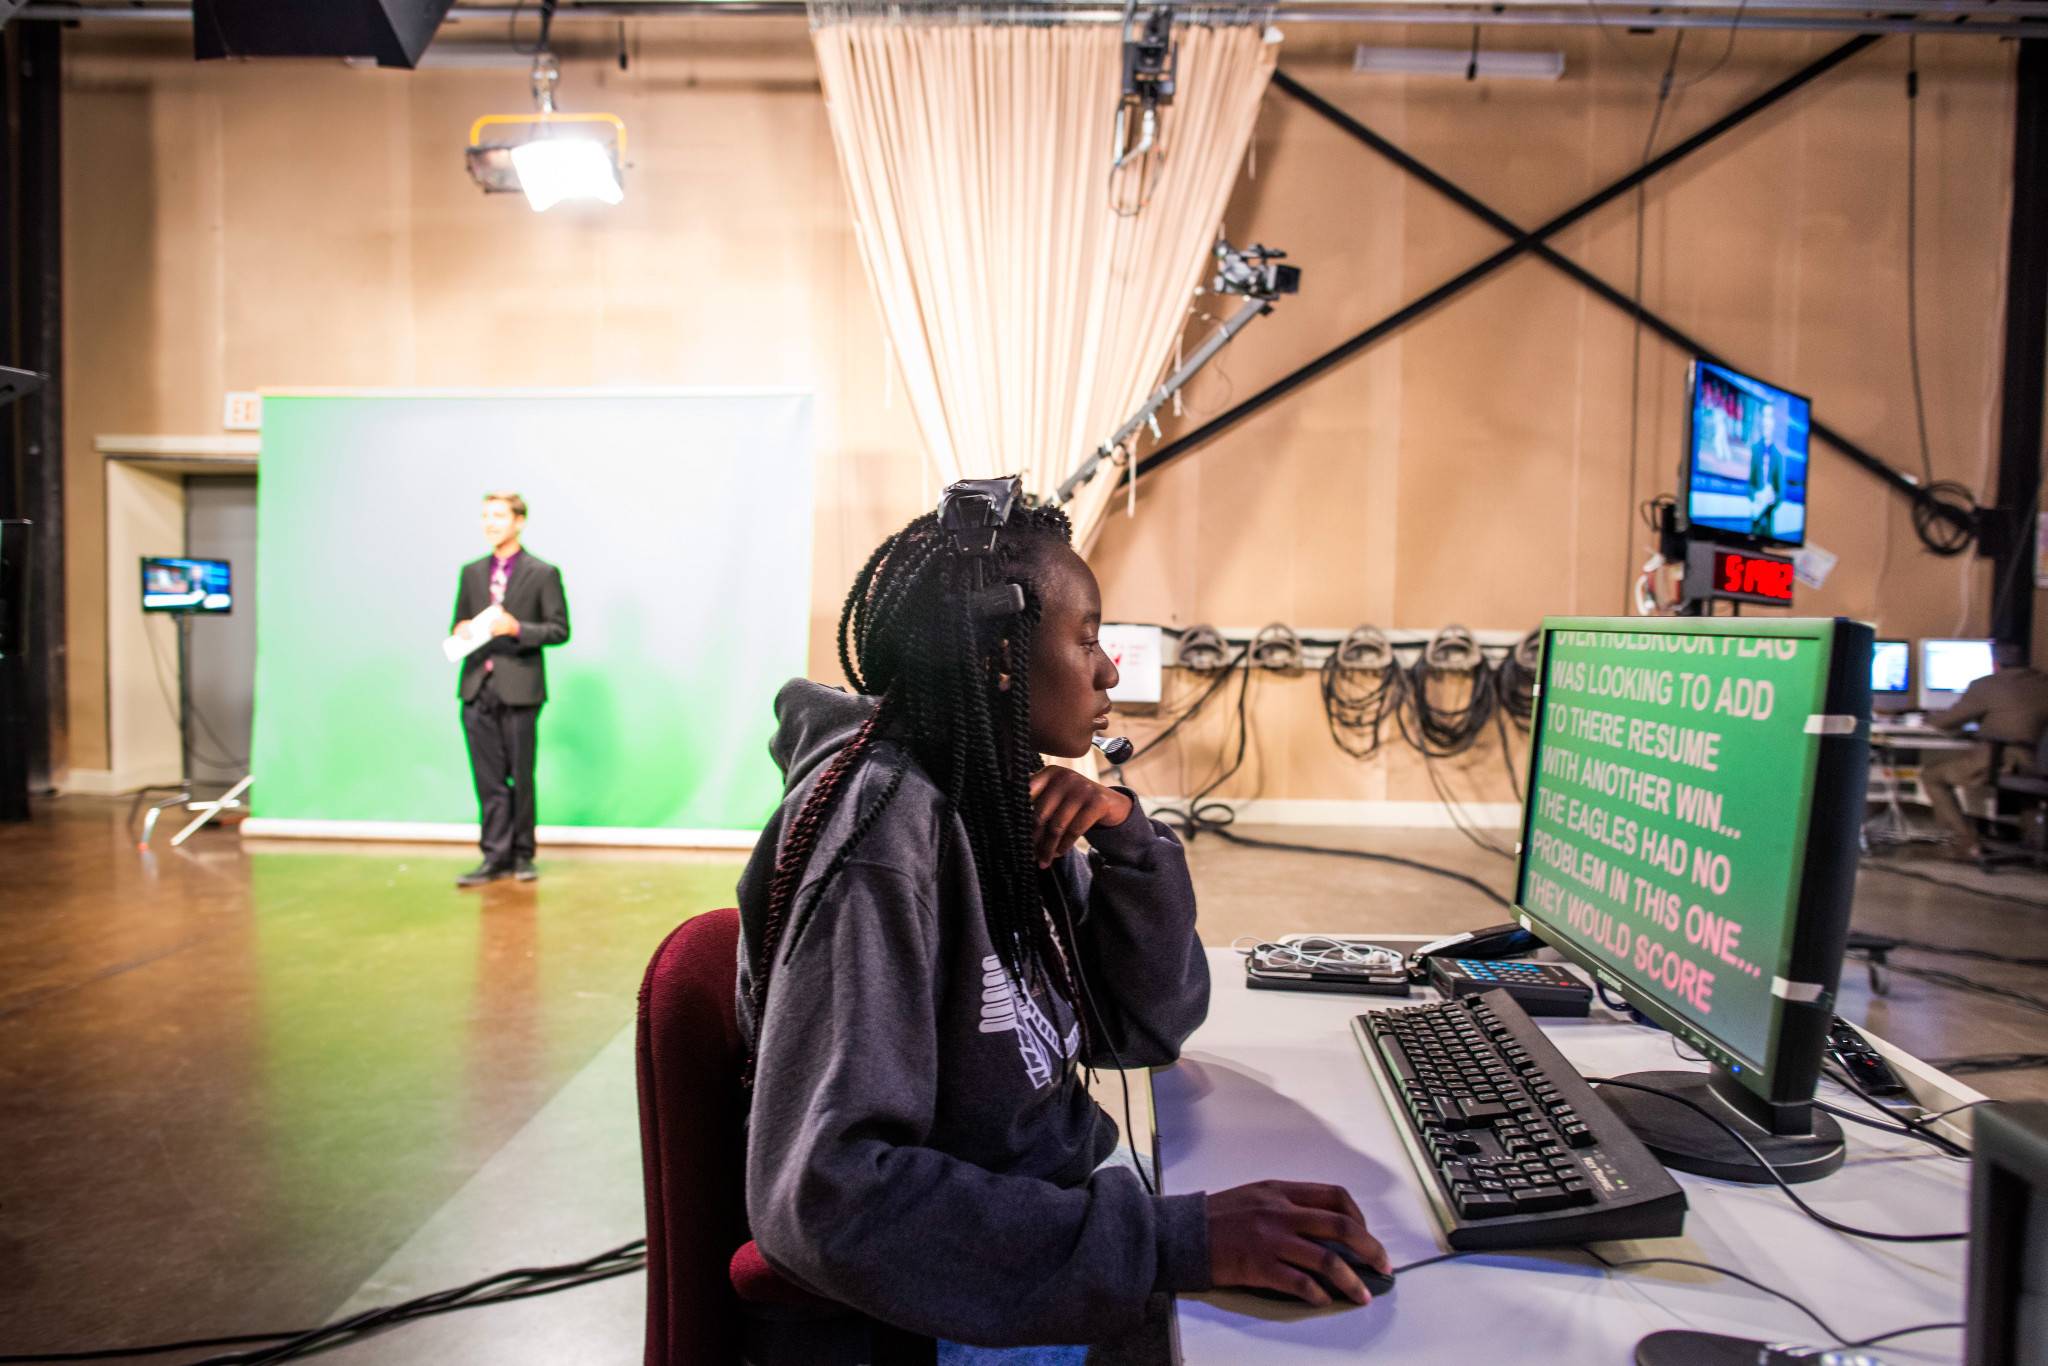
[735,484,1389,1364]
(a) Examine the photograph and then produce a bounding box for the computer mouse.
[1243,1239,1395,1303]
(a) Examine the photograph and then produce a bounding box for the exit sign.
[223,392,263,431]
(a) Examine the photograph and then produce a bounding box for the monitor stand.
[1594,1068,1844,1185]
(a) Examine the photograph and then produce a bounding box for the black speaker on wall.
[194,0,457,69]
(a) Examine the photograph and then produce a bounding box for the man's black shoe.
[456,863,513,888]
[513,859,539,882]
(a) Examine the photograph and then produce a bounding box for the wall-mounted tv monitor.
[1684,360,1811,548]
[141,557,231,614]
[1871,639,1911,712]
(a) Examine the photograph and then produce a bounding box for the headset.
[938,475,1029,620]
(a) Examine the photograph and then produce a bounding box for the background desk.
[1869,723,1981,817]
[1159,947,1975,1365]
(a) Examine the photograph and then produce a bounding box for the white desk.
[1866,726,1986,844]
[1868,725,1980,762]
[1161,947,1975,1365]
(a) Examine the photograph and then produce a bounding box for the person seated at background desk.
[736,492,1390,1365]
[1925,640,2048,859]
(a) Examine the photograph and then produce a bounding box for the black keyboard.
[1352,987,1687,1250]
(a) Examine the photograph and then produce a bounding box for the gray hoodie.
[736,679,1213,1349]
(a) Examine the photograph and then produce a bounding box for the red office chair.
[636,907,837,1366]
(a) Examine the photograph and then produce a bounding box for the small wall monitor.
[141,556,231,614]
[1514,616,1872,1184]
[1921,637,1993,713]
[1871,639,1911,712]
[1683,360,1811,548]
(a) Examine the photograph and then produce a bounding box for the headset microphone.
[937,475,1029,620]
[1092,735,1135,766]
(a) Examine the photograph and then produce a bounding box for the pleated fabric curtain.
[810,6,1278,550]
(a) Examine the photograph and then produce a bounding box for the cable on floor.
[0,1240,647,1365]
[15,1142,1980,1364]
[1859,858,2048,910]
[1872,960,2048,1017]
[1849,930,2048,972]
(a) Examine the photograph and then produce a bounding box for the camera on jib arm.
[1212,240,1300,302]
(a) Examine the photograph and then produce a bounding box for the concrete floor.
[1,796,2043,1361]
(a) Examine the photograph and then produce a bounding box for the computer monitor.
[1682,360,1811,548]
[1514,615,1872,1184]
[141,556,231,614]
[1922,637,1994,713]
[1871,639,1911,713]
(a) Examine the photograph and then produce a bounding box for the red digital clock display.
[1715,550,1795,603]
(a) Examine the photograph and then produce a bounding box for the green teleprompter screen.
[249,391,813,832]
[1516,618,1841,1078]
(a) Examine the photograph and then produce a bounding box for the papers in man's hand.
[444,604,508,663]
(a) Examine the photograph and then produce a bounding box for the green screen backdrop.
[250,390,813,834]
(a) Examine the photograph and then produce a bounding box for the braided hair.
[744,502,1089,1086]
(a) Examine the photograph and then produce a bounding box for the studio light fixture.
[464,0,626,213]
[506,137,623,211]
[1353,45,1566,80]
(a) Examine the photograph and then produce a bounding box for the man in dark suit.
[452,491,570,887]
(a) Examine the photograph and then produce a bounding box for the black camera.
[1212,240,1300,301]
[1121,8,1177,108]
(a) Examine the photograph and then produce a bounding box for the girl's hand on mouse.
[1028,767,1132,868]
[1206,1181,1391,1307]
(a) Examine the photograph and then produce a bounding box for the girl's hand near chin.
[1027,767,1133,868]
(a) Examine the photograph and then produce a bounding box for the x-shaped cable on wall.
[1129,36,1976,546]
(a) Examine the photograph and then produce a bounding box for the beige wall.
[59,22,2031,812]
[95,460,187,793]
[1094,27,2023,810]
[61,21,925,780]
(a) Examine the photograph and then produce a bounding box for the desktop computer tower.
[1969,1101,2048,1366]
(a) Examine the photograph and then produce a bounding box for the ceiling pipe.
[18,0,2048,32]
